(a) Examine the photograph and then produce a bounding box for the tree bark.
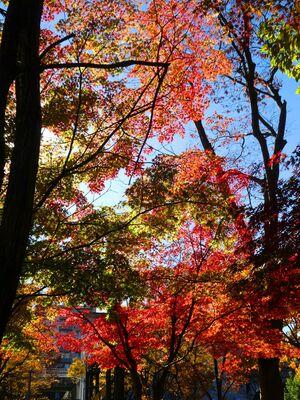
[131,371,143,400]
[0,1,21,190]
[258,357,284,400]
[114,366,125,400]
[95,365,100,394]
[213,358,223,400]
[0,0,43,340]
[106,369,112,400]
[152,370,168,400]
[85,367,93,400]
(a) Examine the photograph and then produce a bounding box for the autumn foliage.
[0,1,299,400]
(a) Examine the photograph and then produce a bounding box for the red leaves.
[21,0,298,389]
[268,151,287,168]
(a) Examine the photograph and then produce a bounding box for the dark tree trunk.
[0,0,43,340]
[106,369,112,400]
[85,367,93,400]
[114,366,125,400]
[0,1,21,190]
[95,365,100,394]
[132,372,143,400]
[256,186,284,400]
[213,359,223,400]
[258,357,284,400]
[152,370,168,400]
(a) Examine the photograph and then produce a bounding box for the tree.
[0,0,232,344]
[54,138,298,400]
[259,0,300,91]
[67,358,86,383]
[131,1,299,399]
[0,288,57,399]
[149,1,297,398]
[0,0,169,341]
[56,150,258,400]
[285,371,300,400]
[1,3,298,400]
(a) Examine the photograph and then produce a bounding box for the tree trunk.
[85,367,93,400]
[257,181,284,400]
[213,358,223,400]
[127,369,143,400]
[0,0,43,340]
[152,380,165,400]
[95,365,100,394]
[106,369,112,400]
[0,0,21,190]
[152,370,168,400]
[258,357,284,400]
[257,187,284,400]
[114,366,125,400]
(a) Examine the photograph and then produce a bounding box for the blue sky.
[93,72,299,207]
[279,76,300,155]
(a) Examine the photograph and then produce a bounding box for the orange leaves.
[0,294,58,397]
[131,0,231,140]
[173,150,224,187]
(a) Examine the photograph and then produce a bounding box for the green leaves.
[259,6,300,91]
[285,372,300,400]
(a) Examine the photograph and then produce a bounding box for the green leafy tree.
[285,372,300,400]
[259,0,300,92]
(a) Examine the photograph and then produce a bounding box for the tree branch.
[35,199,212,262]
[39,33,75,60]
[41,60,170,72]
[130,65,169,178]
[194,120,214,153]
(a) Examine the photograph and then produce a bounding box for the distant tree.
[0,290,57,399]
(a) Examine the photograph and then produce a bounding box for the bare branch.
[130,65,169,179]
[41,60,170,72]
[62,68,83,171]
[34,63,168,210]
[39,33,75,60]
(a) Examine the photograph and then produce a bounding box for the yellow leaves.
[0,345,56,398]
[287,360,300,378]
[67,358,86,381]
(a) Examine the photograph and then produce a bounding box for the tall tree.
[190,2,292,399]
[0,0,169,341]
[1,3,298,400]
[134,1,299,399]
[0,0,44,346]
[56,150,256,400]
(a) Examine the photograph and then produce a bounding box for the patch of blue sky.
[91,72,299,208]
[279,75,300,155]
[79,171,130,208]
